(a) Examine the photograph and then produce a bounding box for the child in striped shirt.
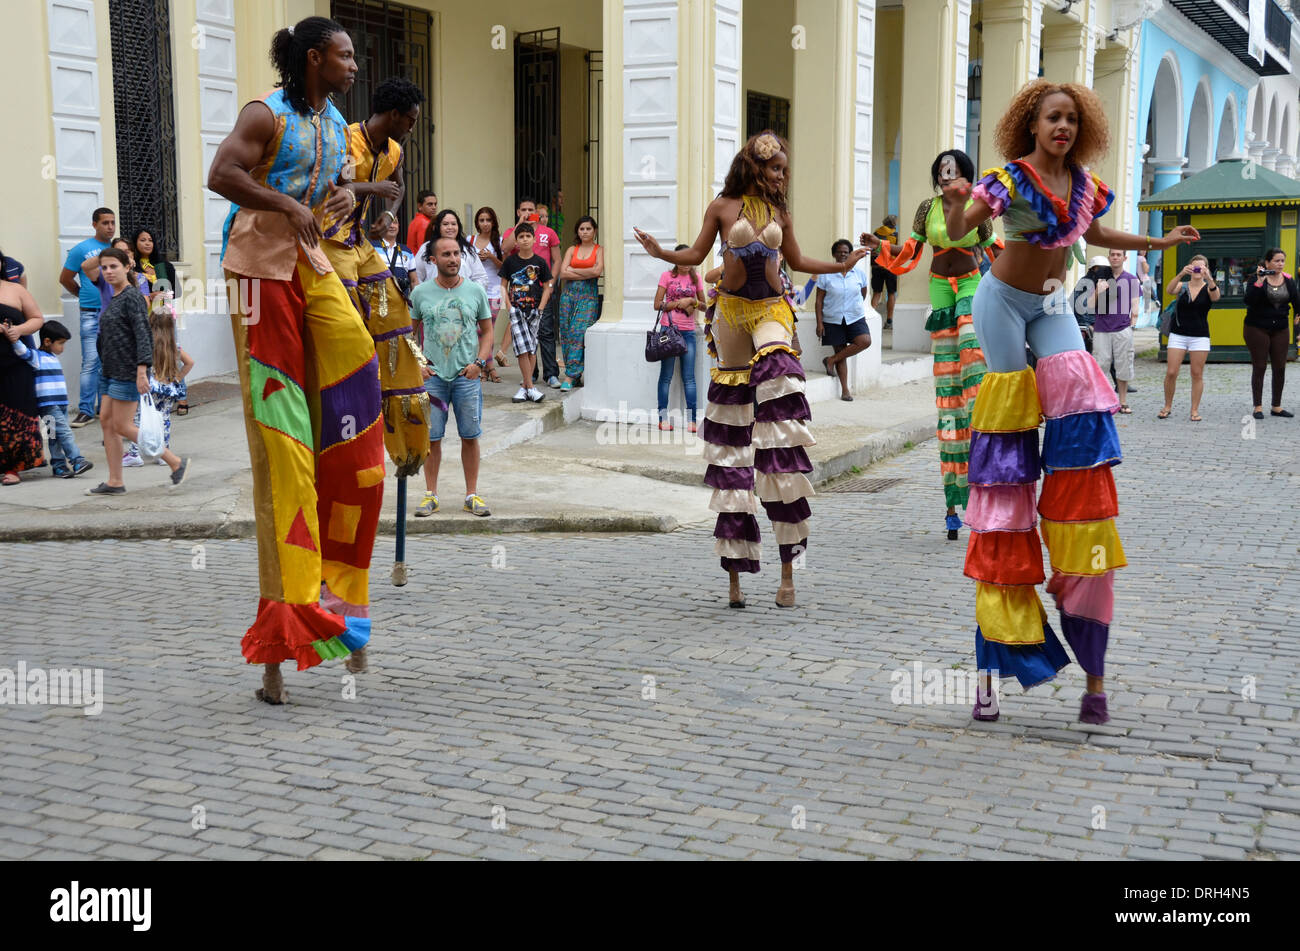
[8,319,92,478]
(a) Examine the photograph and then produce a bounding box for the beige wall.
[6,2,62,313]
[872,8,903,227]
[742,0,794,111]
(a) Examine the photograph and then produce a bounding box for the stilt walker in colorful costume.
[941,80,1199,724]
[863,150,1002,540]
[634,131,868,609]
[209,17,386,703]
[322,78,431,488]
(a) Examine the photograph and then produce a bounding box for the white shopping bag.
[137,394,167,459]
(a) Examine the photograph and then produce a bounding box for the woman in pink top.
[653,246,705,431]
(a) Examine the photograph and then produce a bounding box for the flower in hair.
[753,134,779,161]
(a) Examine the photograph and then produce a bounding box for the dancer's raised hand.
[842,247,868,271]
[1160,225,1200,247]
[859,232,881,249]
[941,176,972,202]
[632,226,664,260]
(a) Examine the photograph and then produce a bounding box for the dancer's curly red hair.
[994,80,1109,167]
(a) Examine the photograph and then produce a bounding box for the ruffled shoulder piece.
[1006,161,1111,250]
[971,167,1016,218]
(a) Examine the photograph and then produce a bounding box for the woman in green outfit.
[556,216,603,390]
[862,149,1000,539]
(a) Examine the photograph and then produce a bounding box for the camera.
[1192,266,1202,273]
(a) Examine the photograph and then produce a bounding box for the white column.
[195,0,238,301]
[953,0,971,153]
[1262,148,1282,171]
[47,0,106,273]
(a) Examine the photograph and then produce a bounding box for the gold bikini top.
[724,195,783,257]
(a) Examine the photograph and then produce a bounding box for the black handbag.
[1158,298,1177,337]
[386,243,412,304]
[645,311,687,362]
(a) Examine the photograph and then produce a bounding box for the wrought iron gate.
[515,28,561,206]
[331,0,435,230]
[585,50,602,224]
[108,0,179,257]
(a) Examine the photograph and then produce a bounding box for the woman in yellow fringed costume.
[943,80,1199,725]
[634,131,868,609]
[322,78,431,487]
[863,149,1002,541]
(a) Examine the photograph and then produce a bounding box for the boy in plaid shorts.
[499,223,553,403]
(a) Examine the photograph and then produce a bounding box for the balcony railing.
[1170,0,1291,75]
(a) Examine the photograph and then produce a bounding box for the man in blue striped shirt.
[4,319,93,478]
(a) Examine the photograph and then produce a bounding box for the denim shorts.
[99,377,139,402]
[426,373,483,441]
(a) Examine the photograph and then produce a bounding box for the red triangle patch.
[262,377,286,400]
[284,507,316,551]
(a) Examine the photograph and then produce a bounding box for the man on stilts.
[208,16,384,703]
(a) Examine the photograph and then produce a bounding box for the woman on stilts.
[862,149,1001,540]
[634,131,867,609]
[944,80,1198,724]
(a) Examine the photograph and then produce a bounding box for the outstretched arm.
[1084,220,1200,253]
[942,179,994,241]
[782,210,867,276]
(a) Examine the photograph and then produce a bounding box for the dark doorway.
[331,0,435,230]
[585,50,602,224]
[515,28,561,208]
[746,91,790,140]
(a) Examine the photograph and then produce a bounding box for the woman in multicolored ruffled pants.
[943,80,1199,724]
[634,131,867,609]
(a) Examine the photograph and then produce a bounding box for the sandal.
[174,401,189,416]
[1117,405,1132,414]
[823,356,834,376]
[1,472,19,486]
[1189,413,1202,422]
[1157,408,1171,419]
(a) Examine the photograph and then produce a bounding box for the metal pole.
[391,476,408,586]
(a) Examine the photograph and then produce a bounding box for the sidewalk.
[0,369,939,542]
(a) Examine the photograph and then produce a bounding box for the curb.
[0,510,679,543]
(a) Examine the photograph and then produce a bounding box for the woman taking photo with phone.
[1242,248,1300,419]
[1159,254,1219,421]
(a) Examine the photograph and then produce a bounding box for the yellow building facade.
[2,0,1203,419]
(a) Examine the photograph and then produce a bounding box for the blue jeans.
[44,405,84,471]
[657,331,698,423]
[426,374,483,441]
[78,308,101,416]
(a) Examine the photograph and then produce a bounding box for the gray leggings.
[972,271,1087,373]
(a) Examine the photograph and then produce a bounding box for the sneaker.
[526,388,545,403]
[122,451,144,468]
[546,375,562,388]
[560,380,572,392]
[70,412,95,428]
[414,492,439,517]
[52,466,70,478]
[87,482,125,495]
[512,386,529,403]
[170,457,190,487]
[70,459,94,477]
[464,494,491,517]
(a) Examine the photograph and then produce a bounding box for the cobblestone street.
[3,359,1299,860]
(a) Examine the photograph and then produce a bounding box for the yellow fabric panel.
[258,427,320,605]
[296,257,377,386]
[356,464,386,489]
[711,367,752,386]
[970,368,1041,433]
[1040,518,1128,575]
[975,583,1047,646]
[328,502,363,545]
[1188,212,1265,230]
[322,558,369,610]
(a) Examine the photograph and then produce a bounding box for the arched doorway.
[1186,80,1214,174]
[1216,97,1239,161]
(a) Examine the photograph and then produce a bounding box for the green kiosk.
[1138,158,1300,362]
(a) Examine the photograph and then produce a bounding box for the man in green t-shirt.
[409,235,494,518]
